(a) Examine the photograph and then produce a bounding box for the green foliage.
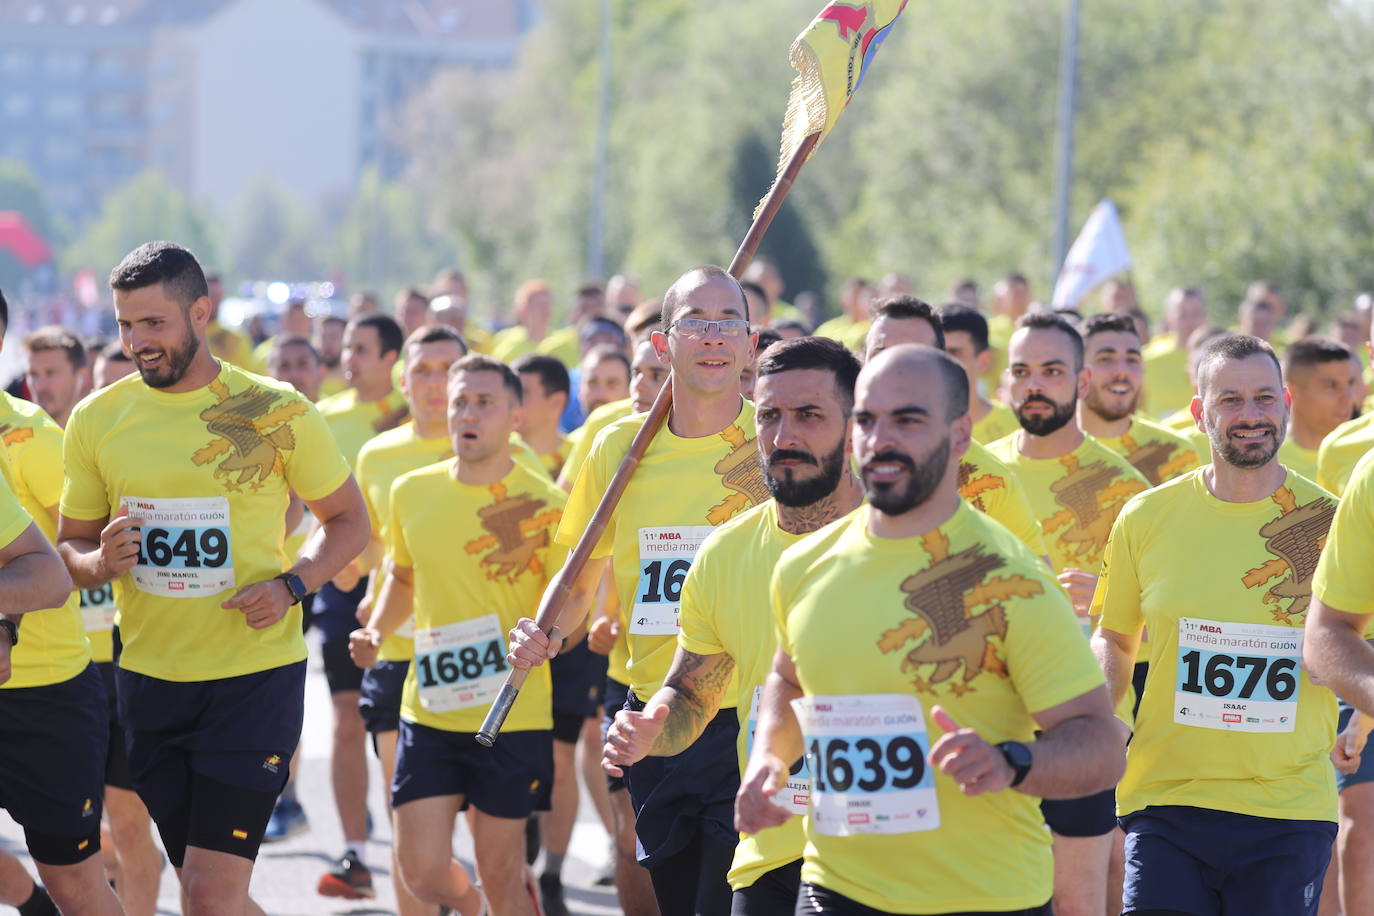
[0,158,62,292]
[65,171,218,282]
[332,166,454,301]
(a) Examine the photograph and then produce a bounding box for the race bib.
[1174,617,1301,733]
[122,496,235,597]
[793,693,939,836]
[748,685,810,815]
[413,614,509,713]
[79,583,116,635]
[629,526,714,635]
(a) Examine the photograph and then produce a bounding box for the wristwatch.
[0,618,17,647]
[997,740,1033,787]
[274,572,308,606]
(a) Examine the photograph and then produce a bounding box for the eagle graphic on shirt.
[1042,454,1146,568]
[1241,487,1337,624]
[706,424,768,525]
[192,380,307,490]
[463,481,562,582]
[877,531,1044,696]
[1119,430,1197,486]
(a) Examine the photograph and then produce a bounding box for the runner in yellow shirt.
[559,340,666,491]
[509,265,767,916]
[1141,287,1208,418]
[936,304,1020,444]
[203,272,255,369]
[738,344,1125,915]
[491,280,554,363]
[986,311,1148,916]
[602,337,864,916]
[861,297,1048,558]
[1077,313,1201,486]
[350,355,565,916]
[1095,334,1340,915]
[512,354,569,479]
[1279,336,1360,483]
[57,241,369,915]
[813,278,873,353]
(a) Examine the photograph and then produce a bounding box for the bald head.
[859,344,969,423]
[660,265,749,330]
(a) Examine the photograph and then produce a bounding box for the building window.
[45,50,86,79]
[2,93,32,117]
[45,94,82,120]
[45,138,80,163]
[0,50,31,74]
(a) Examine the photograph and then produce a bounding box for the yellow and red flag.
[773,0,909,182]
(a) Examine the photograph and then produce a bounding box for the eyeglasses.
[668,318,751,338]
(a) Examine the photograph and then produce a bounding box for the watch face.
[1003,741,1032,769]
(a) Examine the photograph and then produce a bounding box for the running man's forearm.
[1018,705,1129,799]
[1306,600,1374,715]
[1091,626,1141,710]
[647,649,736,757]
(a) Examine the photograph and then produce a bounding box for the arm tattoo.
[654,650,737,756]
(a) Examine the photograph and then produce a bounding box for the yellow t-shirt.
[1278,437,1320,483]
[984,313,1015,394]
[1313,450,1374,615]
[317,387,410,467]
[971,402,1019,445]
[356,422,453,662]
[1094,416,1202,487]
[1141,337,1192,419]
[0,395,90,687]
[958,441,1048,558]
[535,326,582,368]
[391,458,565,733]
[774,503,1103,913]
[519,434,565,480]
[490,325,540,364]
[558,399,766,702]
[676,500,804,890]
[61,364,352,681]
[813,316,869,353]
[986,433,1149,575]
[207,321,255,369]
[1094,468,1338,822]
[561,399,634,486]
[1317,412,1374,496]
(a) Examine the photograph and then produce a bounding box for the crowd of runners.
[2,242,1374,916]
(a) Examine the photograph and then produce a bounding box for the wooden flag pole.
[477,130,822,746]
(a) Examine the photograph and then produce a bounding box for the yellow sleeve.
[386,479,413,569]
[283,399,353,501]
[1313,456,1372,615]
[560,426,591,484]
[554,432,615,557]
[58,407,110,521]
[0,473,31,550]
[18,421,65,509]
[985,474,1049,557]
[355,450,381,533]
[1317,438,1342,496]
[677,539,726,657]
[770,562,795,659]
[1004,572,1106,714]
[1092,510,1144,636]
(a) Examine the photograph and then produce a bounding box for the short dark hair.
[741,280,769,306]
[1283,335,1353,376]
[1196,334,1281,396]
[584,344,631,379]
[348,313,404,358]
[512,353,570,399]
[579,315,628,348]
[268,334,320,365]
[108,241,209,309]
[450,353,523,403]
[660,265,749,330]
[872,296,945,351]
[772,318,812,336]
[403,323,468,363]
[1081,312,1139,341]
[756,335,862,414]
[98,339,132,364]
[934,303,989,352]
[755,328,783,353]
[1015,310,1085,371]
[22,326,87,370]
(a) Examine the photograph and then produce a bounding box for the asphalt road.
[0,647,622,916]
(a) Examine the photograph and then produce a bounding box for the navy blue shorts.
[1039,787,1116,838]
[314,578,368,694]
[552,639,609,719]
[624,691,741,868]
[359,659,408,735]
[392,719,553,819]
[1337,702,1374,792]
[96,661,133,790]
[604,677,631,792]
[1120,805,1334,915]
[117,661,305,820]
[0,663,108,851]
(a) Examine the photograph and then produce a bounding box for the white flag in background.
[1052,199,1131,309]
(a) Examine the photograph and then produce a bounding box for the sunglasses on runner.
[668,318,751,338]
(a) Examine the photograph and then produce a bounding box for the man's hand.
[507,618,563,670]
[602,704,669,777]
[588,615,619,656]
[221,579,292,630]
[349,627,381,669]
[1056,568,1098,619]
[332,559,363,593]
[1332,714,1370,775]
[355,593,373,627]
[735,752,793,834]
[929,706,1016,796]
[98,509,143,581]
[0,640,10,687]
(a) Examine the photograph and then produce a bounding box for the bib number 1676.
[1178,651,1297,702]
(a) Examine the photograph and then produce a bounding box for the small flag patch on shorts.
[232,829,249,840]
[77,839,89,851]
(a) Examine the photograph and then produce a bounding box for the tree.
[0,159,62,293]
[65,171,218,282]
[333,166,453,301]
[224,180,329,283]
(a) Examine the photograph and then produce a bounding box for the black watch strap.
[997,740,1033,788]
[0,618,17,647]
[275,573,308,605]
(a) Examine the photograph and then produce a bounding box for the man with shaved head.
[510,266,767,916]
[738,343,1125,915]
